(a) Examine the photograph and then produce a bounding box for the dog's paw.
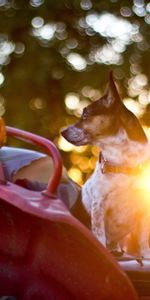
[136,258,144,266]
[107,241,124,256]
[110,249,124,257]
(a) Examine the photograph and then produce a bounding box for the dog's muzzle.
[61,125,88,146]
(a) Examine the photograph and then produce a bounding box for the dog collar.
[99,152,143,175]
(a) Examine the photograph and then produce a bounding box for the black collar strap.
[99,152,143,175]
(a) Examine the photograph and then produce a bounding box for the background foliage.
[0,0,150,183]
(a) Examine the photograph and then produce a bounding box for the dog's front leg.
[137,217,150,258]
[91,198,106,246]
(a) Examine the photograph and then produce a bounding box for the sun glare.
[136,164,150,205]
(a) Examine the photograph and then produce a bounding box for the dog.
[61,72,150,258]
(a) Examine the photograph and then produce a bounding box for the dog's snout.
[61,127,69,140]
[61,124,88,146]
[61,125,82,141]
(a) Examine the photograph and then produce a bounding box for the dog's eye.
[82,109,88,120]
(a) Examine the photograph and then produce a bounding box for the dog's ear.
[120,106,148,143]
[102,72,121,108]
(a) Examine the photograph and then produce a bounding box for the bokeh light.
[68,167,83,185]
[14,43,25,55]
[32,23,56,41]
[65,93,80,110]
[0,0,150,188]
[0,73,4,85]
[90,44,122,65]
[30,0,44,7]
[31,17,44,28]
[58,135,75,152]
[138,90,150,105]
[86,12,137,42]
[128,74,148,97]
[80,0,92,11]
[0,95,5,116]
[123,98,144,117]
[67,53,87,71]
[29,98,46,110]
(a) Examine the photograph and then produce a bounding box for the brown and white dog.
[62,73,150,258]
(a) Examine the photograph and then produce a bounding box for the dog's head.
[62,73,147,146]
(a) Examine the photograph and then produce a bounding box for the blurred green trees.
[0,0,150,182]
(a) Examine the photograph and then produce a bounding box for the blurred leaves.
[0,0,150,182]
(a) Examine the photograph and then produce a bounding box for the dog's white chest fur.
[82,131,150,256]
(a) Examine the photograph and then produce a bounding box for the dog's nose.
[61,125,86,145]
